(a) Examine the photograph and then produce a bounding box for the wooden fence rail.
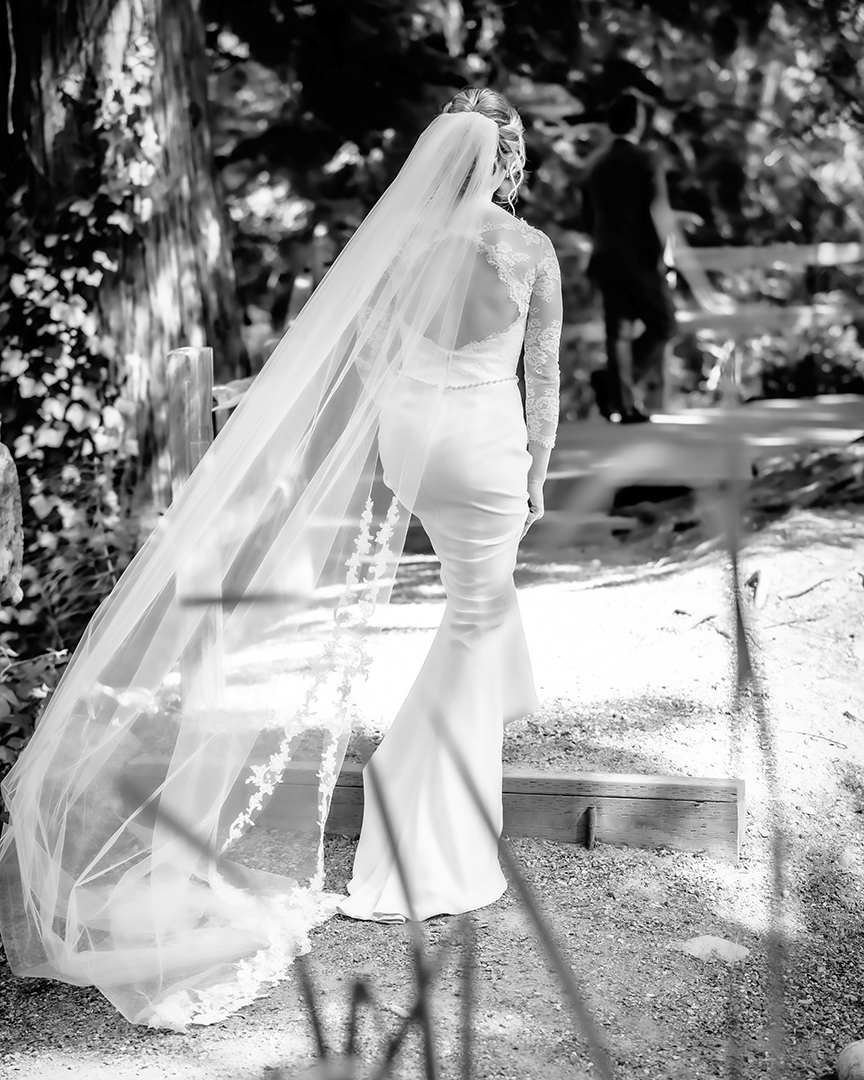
[685,241,864,272]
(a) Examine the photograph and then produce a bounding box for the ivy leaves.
[0,35,159,665]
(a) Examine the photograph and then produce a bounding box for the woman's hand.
[521,479,545,539]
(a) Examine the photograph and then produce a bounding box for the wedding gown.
[340,213,562,921]
[0,113,559,1028]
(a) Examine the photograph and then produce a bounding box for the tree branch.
[4,0,15,137]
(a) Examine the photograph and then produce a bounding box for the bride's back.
[421,206,547,352]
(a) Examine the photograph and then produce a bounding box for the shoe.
[620,409,651,424]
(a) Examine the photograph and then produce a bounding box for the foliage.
[1,0,862,777]
[0,644,68,803]
[0,36,160,660]
[202,0,864,394]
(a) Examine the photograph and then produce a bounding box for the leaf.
[65,403,91,432]
[0,687,21,707]
[675,935,750,964]
[77,268,104,288]
[28,493,55,520]
[106,210,135,234]
[33,424,68,450]
[9,274,28,298]
[91,251,119,272]
[0,350,28,377]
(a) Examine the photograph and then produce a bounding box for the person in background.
[581,92,677,423]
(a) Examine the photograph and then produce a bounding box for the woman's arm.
[523,235,563,530]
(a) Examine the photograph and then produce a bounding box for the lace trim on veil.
[0,111,507,1033]
[224,495,401,853]
[144,881,340,1031]
[146,496,401,1031]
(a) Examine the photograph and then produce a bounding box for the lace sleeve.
[524,235,562,449]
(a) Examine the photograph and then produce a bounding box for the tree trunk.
[2,0,245,509]
[0,443,24,606]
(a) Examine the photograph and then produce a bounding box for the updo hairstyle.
[442,87,526,210]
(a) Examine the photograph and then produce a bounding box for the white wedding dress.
[0,114,560,1028]
[340,211,562,921]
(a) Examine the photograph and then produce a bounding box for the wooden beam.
[263,762,746,862]
[539,398,864,491]
[565,303,864,345]
[675,303,864,334]
[687,242,864,272]
[497,768,744,861]
[125,758,745,862]
[166,347,224,708]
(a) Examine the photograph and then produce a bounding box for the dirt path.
[2,507,863,1080]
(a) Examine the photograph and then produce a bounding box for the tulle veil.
[0,112,501,1029]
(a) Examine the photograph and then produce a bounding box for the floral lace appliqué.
[471,237,533,317]
[526,386,560,448]
[533,250,562,302]
[223,495,401,853]
[481,218,544,245]
[524,316,562,376]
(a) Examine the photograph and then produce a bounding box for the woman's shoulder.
[480,209,554,252]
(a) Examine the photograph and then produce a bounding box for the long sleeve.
[524,236,562,450]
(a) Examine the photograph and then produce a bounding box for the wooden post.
[167,347,224,708]
[167,347,215,501]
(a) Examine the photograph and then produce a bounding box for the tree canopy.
[1,0,862,668]
[198,0,863,421]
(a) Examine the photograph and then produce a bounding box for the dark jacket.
[582,138,668,272]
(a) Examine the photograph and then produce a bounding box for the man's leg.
[630,267,677,412]
[597,272,638,420]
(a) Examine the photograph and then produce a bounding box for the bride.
[0,88,561,1027]
[340,88,561,921]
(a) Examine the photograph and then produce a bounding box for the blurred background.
[0,0,862,739]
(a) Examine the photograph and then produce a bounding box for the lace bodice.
[399,216,563,448]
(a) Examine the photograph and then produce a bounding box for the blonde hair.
[442,87,526,211]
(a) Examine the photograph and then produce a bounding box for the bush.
[0,644,68,808]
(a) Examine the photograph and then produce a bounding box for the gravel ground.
[1,506,862,1080]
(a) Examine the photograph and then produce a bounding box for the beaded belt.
[446,375,518,391]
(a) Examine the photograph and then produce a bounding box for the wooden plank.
[128,758,744,806]
[269,764,745,860]
[564,303,864,344]
[687,242,864,272]
[500,767,743,803]
[502,793,740,857]
[166,346,224,708]
[262,761,743,803]
[125,757,745,861]
[167,346,216,501]
[311,785,365,837]
[309,787,742,862]
[675,304,864,334]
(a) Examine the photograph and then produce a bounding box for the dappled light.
[1,1,863,1078]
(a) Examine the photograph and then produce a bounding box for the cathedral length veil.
[0,112,500,1029]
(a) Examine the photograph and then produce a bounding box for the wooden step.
[124,756,747,864]
[302,763,744,862]
[124,758,744,862]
